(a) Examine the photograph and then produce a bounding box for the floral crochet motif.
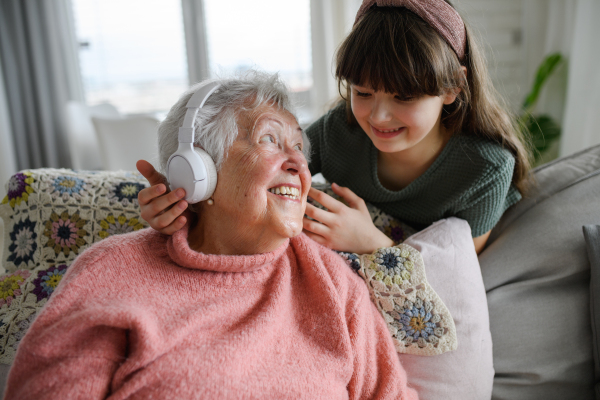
[32,264,69,302]
[358,243,457,355]
[98,214,145,239]
[49,176,89,201]
[0,270,31,307]
[392,297,445,348]
[43,211,88,257]
[108,182,147,207]
[2,172,34,208]
[7,218,37,267]
[369,247,414,286]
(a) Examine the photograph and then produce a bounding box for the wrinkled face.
[350,84,458,154]
[212,106,311,240]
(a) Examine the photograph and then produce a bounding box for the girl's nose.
[371,99,393,123]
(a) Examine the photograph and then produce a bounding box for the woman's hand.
[136,160,190,235]
[303,183,394,254]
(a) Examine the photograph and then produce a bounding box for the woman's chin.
[276,218,304,239]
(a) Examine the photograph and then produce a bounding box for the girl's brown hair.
[335,5,532,194]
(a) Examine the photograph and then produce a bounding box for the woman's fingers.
[330,183,367,211]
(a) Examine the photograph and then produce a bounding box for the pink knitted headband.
[354,0,467,61]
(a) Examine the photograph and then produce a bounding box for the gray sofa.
[481,144,600,399]
[0,144,599,398]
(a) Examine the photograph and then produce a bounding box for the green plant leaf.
[525,114,561,157]
[522,53,563,111]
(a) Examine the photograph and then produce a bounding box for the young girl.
[137,0,531,256]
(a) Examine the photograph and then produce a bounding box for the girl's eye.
[259,134,275,144]
[355,90,371,98]
[395,95,415,102]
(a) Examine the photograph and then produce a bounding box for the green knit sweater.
[306,104,521,237]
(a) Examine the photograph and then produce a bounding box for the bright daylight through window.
[71,0,313,119]
[203,0,313,122]
[71,0,188,114]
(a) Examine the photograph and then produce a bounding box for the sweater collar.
[167,224,290,273]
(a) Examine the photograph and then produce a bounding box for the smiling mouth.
[268,185,300,200]
[372,125,404,132]
[371,125,405,138]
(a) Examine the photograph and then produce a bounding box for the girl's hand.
[136,160,190,235]
[303,183,394,254]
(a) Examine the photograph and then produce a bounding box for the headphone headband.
[179,81,221,143]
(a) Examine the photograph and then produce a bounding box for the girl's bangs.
[336,7,457,97]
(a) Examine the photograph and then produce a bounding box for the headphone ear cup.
[194,147,217,201]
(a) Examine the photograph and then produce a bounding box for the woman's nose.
[281,149,307,175]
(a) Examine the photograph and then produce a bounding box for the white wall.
[454,0,526,113]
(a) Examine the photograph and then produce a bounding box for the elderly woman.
[4,72,417,399]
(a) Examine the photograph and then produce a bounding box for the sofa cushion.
[583,225,600,399]
[481,144,600,400]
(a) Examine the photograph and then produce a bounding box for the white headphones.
[166,81,220,204]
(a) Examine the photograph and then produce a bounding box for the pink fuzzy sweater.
[5,227,418,400]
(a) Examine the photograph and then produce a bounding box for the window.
[71,0,314,120]
[203,0,313,122]
[71,0,189,114]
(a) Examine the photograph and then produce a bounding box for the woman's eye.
[294,143,302,151]
[259,135,275,144]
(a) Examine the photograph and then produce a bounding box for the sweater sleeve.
[346,286,419,400]
[3,252,127,399]
[455,154,518,237]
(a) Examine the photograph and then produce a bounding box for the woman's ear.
[443,66,468,105]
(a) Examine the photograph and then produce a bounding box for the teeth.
[268,186,300,199]
[378,127,402,133]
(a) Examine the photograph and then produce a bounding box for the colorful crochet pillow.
[0,169,149,365]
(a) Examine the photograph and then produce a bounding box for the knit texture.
[4,227,418,400]
[306,104,521,237]
[354,0,466,60]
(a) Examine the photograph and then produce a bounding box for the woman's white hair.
[157,70,310,174]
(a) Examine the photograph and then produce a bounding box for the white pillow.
[399,217,494,400]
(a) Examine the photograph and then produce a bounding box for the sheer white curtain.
[560,0,600,156]
[0,0,84,170]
